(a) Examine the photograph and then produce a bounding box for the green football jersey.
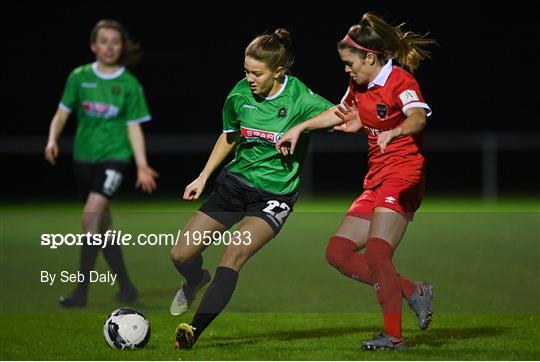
[60,63,151,162]
[223,76,333,194]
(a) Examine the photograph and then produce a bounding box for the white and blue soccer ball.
[103,307,151,349]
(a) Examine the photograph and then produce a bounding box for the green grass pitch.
[1,196,539,360]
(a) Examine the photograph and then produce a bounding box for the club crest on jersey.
[278,106,288,118]
[241,126,282,144]
[376,104,388,120]
[111,85,121,95]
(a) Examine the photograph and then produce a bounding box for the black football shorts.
[73,160,129,201]
[199,168,298,236]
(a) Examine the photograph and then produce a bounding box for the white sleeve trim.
[127,115,152,124]
[402,102,432,117]
[340,87,351,107]
[223,129,239,133]
[59,103,72,113]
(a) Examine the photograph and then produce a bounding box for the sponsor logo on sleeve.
[399,90,419,105]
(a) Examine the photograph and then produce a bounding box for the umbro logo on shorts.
[384,196,396,204]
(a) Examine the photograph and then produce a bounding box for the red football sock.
[365,237,402,339]
[325,236,416,299]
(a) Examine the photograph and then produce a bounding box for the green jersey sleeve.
[126,81,151,124]
[59,69,80,113]
[298,89,334,121]
[222,93,240,132]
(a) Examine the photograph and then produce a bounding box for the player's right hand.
[45,141,59,165]
[136,165,159,193]
[183,177,206,201]
[275,124,303,156]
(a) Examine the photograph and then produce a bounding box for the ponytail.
[338,12,437,72]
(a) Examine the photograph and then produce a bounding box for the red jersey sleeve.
[393,77,432,117]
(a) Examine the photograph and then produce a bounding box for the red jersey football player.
[276,12,437,350]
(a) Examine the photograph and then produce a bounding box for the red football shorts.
[347,178,424,222]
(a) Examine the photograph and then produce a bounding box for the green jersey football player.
[170,28,333,349]
[45,20,158,308]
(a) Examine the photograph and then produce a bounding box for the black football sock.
[78,243,100,295]
[191,266,239,339]
[173,254,205,287]
[102,243,132,289]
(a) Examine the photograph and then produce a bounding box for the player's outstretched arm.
[128,123,159,193]
[184,132,239,201]
[276,106,342,156]
[377,107,427,153]
[45,108,70,165]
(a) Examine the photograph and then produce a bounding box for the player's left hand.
[377,128,402,153]
[333,101,363,133]
[136,165,159,193]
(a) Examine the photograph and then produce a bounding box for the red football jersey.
[341,60,431,189]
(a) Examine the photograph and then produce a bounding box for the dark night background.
[3,1,539,200]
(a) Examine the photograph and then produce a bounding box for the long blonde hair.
[338,12,437,72]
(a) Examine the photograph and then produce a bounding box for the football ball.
[103,307,151,349]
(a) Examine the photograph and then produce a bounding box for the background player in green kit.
[45,19,158,307]
[170,29,333,349]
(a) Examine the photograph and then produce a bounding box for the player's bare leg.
[170,211,227,264]
[334,215,371,249]
[82,192,110,235]
[368,207,408,248]
[218,216,275,271]
[176,216,275,349]
[169,212,227,316]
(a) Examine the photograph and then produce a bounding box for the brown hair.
[338,12,437,72]
[90,19,141,66]
[245,28,294,73]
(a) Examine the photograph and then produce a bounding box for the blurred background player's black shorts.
[73,160,130,201]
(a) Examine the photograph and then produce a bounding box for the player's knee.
[170,248,190,265]
[326,236,357,269]
[365,237,394,268]
[82,212,104,233]
[325,240,340,267]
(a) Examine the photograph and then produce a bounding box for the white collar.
[92,62,125,80]
[266,75,288,100]
[368,59,393,89]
